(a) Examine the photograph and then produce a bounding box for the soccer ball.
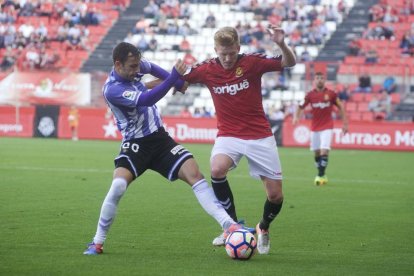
[225,229,257,260]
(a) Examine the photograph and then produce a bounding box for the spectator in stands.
[267,105,285,121]
[355,73,372,93]
[203,12,216,28]
[368,89,391,119]
[178,18,197,36]
[364,24,395,40]
[18,0,36,17]
[133,15,149,34]
[400,32,414,56]
[348,36,362,56]
[368,4,384,22]
[274,72,288,91]
[2,22,15,48]
[161,0,180,18]
[193,107,202,118]
[0,46,15,70]
[144,0,160,18]
[148,35,158,51]
[42,49,60,69]
[382,5,398,23]
[179,106,191,118]
[337,84,351,102]
[300,46,312,62]
[35,22,48,40]
[201,107,212,118]
[383,76,397,94]
[364,47,378,64]
[183,50,197,66]
[14,31,27,48]
[138,35,151,51]
[81,6,101,26]
[18,20,35,40]
[24,44,40,69]
[178,36,191,52]
[113,0,127,12]
[166,19,179,35]
[179,0,192,19]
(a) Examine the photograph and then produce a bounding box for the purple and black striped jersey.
[103,60,168,141]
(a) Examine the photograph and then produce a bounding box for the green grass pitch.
[0,137,413,275]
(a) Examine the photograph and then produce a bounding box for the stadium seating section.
[1,0,412,121]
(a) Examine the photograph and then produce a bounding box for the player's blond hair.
[214,27,240,47]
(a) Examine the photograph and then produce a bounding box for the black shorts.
[114,127,193,181]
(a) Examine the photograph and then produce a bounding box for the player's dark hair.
[315,72,324,77]
[112,42,141,64]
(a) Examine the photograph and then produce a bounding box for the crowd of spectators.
[0,0,113,72]
[134,0,350,61]
[363,0,414,57]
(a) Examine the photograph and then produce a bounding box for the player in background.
[292,72,348,185]
[180,26,296,254]
[68,106,79,141]
[83,42,242,255]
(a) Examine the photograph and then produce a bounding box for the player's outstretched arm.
[145,79,163,89]
[145,61,185,91]
[267,25,296,68]
[137,59,185,106]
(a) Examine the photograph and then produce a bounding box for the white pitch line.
[0,165,408,185]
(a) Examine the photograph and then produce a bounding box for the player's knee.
[268,192,283,204]
[210,165,227,178]
[178,159,204,183]
[110,178,127,200]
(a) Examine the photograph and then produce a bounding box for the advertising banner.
[0,72,91,106]
[0,106,34,137]
[33,105,60,138]
[283,120,414,151]
[58,109,218,143]
[2,106,413,151]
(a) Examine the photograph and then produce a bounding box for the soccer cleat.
[256,224,270,254]
[212,232,226,246]
[320,175,328,185]
[212,220,256,246]
[223,223,243,240]
[83,242,103,255]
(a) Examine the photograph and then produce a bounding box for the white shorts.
[310,129,333,151]
[211,136,282,180]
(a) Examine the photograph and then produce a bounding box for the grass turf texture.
[0,137,413,275]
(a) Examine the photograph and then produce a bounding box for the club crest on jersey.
[235,67,243,77]
[324,94,329,101]
[122,90,137,101]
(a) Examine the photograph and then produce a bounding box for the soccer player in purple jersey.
[83,42,241,255]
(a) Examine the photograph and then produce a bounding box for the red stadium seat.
[361,112,374,121]
[345,102,357,112]
[352,93,365,102]
[349,112,361,121]
[357,102,369,112]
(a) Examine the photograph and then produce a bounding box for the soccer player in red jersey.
[293,72,348,185]
[181,26,296,254]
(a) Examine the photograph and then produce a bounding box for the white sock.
[192,179,236,229]
[93,178,127,244]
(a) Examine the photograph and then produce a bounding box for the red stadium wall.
[283,120,414,151]
[1,106,413,151]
